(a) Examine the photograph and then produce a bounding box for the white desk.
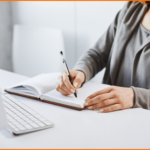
[0,69,150,148]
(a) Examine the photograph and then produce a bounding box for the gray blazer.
[73,2,150,109]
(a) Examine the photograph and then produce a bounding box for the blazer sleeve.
[131,87,150,109]
[73,2,132,82]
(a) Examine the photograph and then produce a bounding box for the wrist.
[129,87,135,108]
[78,70,86,83]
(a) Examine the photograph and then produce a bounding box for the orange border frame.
[0,0,148,1]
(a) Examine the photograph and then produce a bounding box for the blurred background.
[0,1,126,82]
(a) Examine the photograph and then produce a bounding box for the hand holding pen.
[56,51,85,97]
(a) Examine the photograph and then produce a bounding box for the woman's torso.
[115,23,150,87]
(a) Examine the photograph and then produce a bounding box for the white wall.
[0,2,12,71]
[11,1,126,81]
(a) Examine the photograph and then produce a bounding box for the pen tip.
[75,93,77,98]
[60,51,63,56]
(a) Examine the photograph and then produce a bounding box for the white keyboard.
[2,93,54,135]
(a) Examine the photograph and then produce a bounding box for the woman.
[56,1,150,113]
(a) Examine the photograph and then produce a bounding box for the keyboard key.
[23,118,30,122]
[4,103,8,106]
[8,101,13,104]
[18,127,26,130]
[13,122,20,126]
[14,116,21,120]
[14,106,21,109]
[20,110,26,114]
[34,120,42,124]
[12,110,18,113]
[38,123,46,127]
[9,123,16,128]
[30,118,39,121]
[19,115,27,119]
[17,114,24,118]
[10,114,17,118]
[24,125,33,129]
[28,116,36,120]
[13,128,20,131]
[13,101,22,105]
[19,121,27,125]
[34,114,42,118]
[15,124,24,128]
[8,97,17,102]
[9,118,16,123]
[29,123,39,128]
[39,118,47,121]
[4,98,9,102]
[10,103,17,106]
[10,108,16,111]
[43,121,52,125]
[23,113,31,116]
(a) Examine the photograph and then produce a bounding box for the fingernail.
[88,106,93,110]
[74,82,78,88]
[71,89,75,93]
[100,109,104,113]
[84,102,88,106]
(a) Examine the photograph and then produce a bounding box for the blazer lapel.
[131,36,150,85]
[137,36,150,52]
[109,4,148,85]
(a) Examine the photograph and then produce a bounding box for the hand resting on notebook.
[56,70,85,96]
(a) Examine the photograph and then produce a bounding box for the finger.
[85,86,112,100]
[87,98,117,110]
[73,73,83,89]
[62,70,75,93]
[56,84,70,96]
[85,92,114,106]
[59,76,73,94]
[100,104,121,113]
[69,70,76,80]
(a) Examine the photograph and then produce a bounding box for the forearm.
[73,22,116,82]
[73,49,106,82]
[131,86,150,109]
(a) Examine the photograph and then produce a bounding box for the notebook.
[5,73,110,110]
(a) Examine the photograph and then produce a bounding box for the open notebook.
[5,73,110,110]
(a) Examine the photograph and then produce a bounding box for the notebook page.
[42,90,84,108]
[41,82,110,108]
[6,73,60,97]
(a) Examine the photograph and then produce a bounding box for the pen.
[60,51,77,98]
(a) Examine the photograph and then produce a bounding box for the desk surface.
[0,69,150,148]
